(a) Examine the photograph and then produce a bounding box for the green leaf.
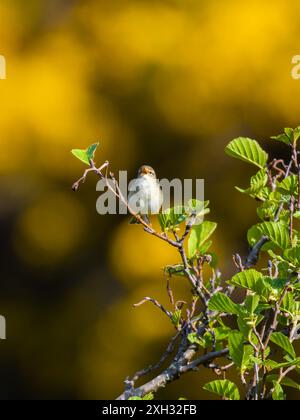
[271,127,300,146]
[293,210,300,219]
[281,292,296,314]
[187,332,206,348]
[188,221,217,258]
[245,294,260,314]
[267,375,300,391]
[272,383,285,400]
[142,393,154,400]
[257,201,277,221]
[270,332,296,359]
[158,206,187,231]
[261,277,286,301]
[206,252,218,268]
[164,264,186,277]
[241,345,254,373]
[277,175,298,195]
[86,143,99,161]
[158,213,169,232]
[271,134,290,145]
[171,309,182,328]
[71,149,90,165]
[228,331,243,367]
[213,326,232,341]
[247,225,265,247]
[227,269,263,291]
[228,331,253,372]
[208,292,241,315]
[236,169,268,198]
[237,316,252,338]
[283,246,300,269]
[256,222,290,250]
[262,358,300,371]
[225,137,268,169]
[203,379,240,400]
[71,142,99,165]
[186,199,210,222]
[293,126,300,144]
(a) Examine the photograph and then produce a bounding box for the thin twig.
[117,348,229,400]
[133,297,173,320]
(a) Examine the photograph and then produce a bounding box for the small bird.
[128,165,163,224]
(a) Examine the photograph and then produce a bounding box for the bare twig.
[166,279,174,306]
[128,332,180,385]
[117,348,229,400]
[133,297,173,320]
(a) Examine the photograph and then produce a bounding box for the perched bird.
[128,165,163,224]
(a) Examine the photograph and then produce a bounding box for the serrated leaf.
[71,142,99,165]
[203,379,240,400]
[271,133,290,145]
[142,393,154,400]
[187,332,206,348]
[158,206,187,232]
[228,332,243,366]
[272,383,285,400]
[236,169,268,198]
[281,292,295,314]
[283,246,300,269]
[188,221,217,259]
[86,143,99,161]
[237,316,252,338]
[267,375,300,391]
[245,294,260,314]
[257,200,277,221]
[293,126,300,144]
[163,264,186,277]
[262,358,300,370]
[247,225,265,247]
[214,326,232,341]
[208,292,241,315]
[271,127,300,146]
[228,331,253,371]
[270,332,296,359]
[256,222,290,250]
[277,175,298,195]
[171,309,182,328]
[186,199,210,224]
[71,149,90,165]
[225,137,268,169]
[228,269,263,291]
[241,345,254,373]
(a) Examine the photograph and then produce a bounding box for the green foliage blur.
[1,0,300,399]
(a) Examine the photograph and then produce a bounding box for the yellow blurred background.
[1,0,300,399]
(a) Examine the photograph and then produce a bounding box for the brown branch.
[73,160,181,248]
[166,278,174,306]
[116,347,229,400]
[133,297,173,320]
[263,282,291,348]
[126,332,180,387]
[289,195,295,242]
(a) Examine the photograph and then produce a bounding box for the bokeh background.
[1,0,300,400]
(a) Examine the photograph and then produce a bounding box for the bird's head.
[137,165,157,179]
